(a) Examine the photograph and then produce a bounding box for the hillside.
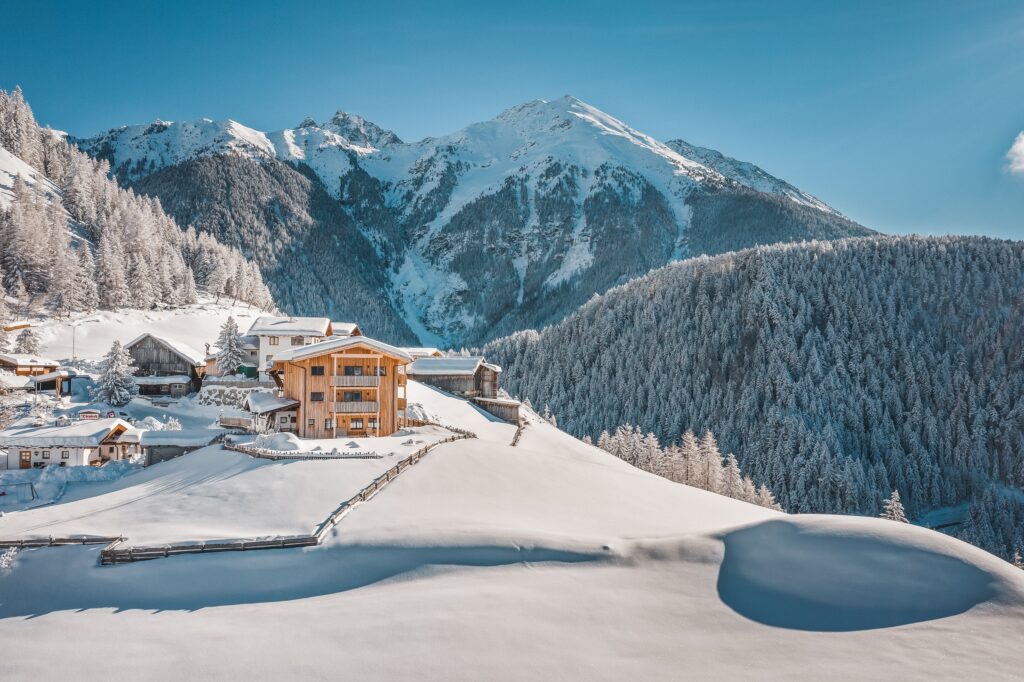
[2,383,1023,679]
[485,235,1024,561]
[76,96,871,345]
[0,88,275,323]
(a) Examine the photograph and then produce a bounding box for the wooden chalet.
[124,334,205,396]
[0,353,59,377]
[268,336,412,439]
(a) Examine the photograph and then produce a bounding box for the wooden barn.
[268,336,412,439]
[124,334,205,396]
[407,357,502,399]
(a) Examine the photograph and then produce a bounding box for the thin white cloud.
[1007,131,1024,174]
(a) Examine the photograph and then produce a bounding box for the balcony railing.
[332,375,380,387]
[333,401,379,414]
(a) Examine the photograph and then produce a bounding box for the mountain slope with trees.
[485,235,1024,561]
[77,96,871,345]
[0,87,274,328]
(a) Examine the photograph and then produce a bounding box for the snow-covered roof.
[0,371,32,389]
[331,322,361,336]
[0,353,59,368]
[244,392,301,415]
[30,368,81,382]
[0,418,132,447]
[403,347,443,358]
[134,374,192,386]
[408,357,501,376]
[125,333,205,367]
[270,335,413,364]
[140,430,220,447]
[246,316,331,337]
[240,335,260,349]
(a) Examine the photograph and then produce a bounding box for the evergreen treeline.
[0,87,274,317]
[593,425,781,510]
[485,236,1024,561]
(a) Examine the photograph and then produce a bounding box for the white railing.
[332,375,380,387]
[333,401,379,413]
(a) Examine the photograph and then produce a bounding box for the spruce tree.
[215,316,245,376]
[13,327,39,354]
[93,340,137,406]
[880,490,908,523]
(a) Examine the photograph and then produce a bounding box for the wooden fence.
[0,535,120,548]
[97,432,472,565]
[222,442,381,461]
[510,422,527,447]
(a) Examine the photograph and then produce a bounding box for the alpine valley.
[75,96,871,346]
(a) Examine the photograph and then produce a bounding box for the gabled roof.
[408,356,501,376]
[0,353,59,367]
[331,322,361,336]
[0,418,131,447]
[124,333,205,367]
[403,347,444,358]
[247,316,332,337]
[270,335,413,364]
[31,368,81,382]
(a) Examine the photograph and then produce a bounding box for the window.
[350,418,364,430]
[368,418,379,429]
[42,451,50,459]
[291,336,304,346]
[307,419,315,429]
[279,415,289,424]
[61,451,69,459]
[266,354,274,362]
[310,391,324,402]
[343,391,361,402]
[343,365,363,376]
[311,365,325,376]
[325,419,335,429]
[268,336,279,346]
[375,366,387,376]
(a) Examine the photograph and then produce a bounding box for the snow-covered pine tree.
[722,453,744,500]
[93,340,137,406]
[214,316,245,376]
[880,490,908,523]
[13,327,39,354]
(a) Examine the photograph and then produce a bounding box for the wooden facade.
[0,355,59,377]
[125,334,203,393]
[272,341,410,439]
[407,359,501,399]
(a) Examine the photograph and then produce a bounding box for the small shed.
[134,374,193,398]
[31,368,82,396]
[244,392,300,432]
[124,333,205,393]
[407,357,501,399]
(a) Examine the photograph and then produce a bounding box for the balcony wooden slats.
[333,401,379,414]
[332,375,380,387]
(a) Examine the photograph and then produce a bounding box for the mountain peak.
[323,110,402,149]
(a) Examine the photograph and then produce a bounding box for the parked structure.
[246,316,334,379]
[0,353,59,377]
[31,368,81,396]
[0,418,140,468]
[124,334,205,395]
[407,356,502,399]
[268,336,412,438]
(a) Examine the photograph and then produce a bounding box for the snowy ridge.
[666,138,841,215]
[0,145,61,208]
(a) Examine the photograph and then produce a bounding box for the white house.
[331,322,362,337]
[0,418,140,469]
[245,316,334,379]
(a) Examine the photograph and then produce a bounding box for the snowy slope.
[666,138,839,214]
[30,299,262,363]
[0,145,61,208]
[1,384,1023,679]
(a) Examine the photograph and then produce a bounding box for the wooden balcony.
[332,375,380,387]
[333,401,379,414]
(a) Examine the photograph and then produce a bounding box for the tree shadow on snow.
[716,519,998,631]
[0,543,602,618]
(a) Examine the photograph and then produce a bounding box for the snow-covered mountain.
[77,96,872,345]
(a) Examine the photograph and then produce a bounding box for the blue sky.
[3,0,1023,237]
